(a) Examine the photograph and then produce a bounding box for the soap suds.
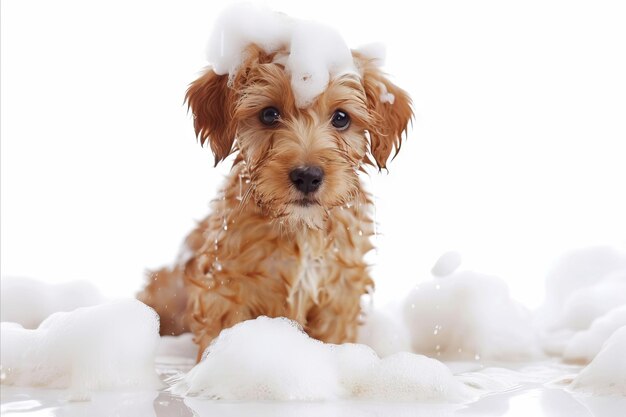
[563,306,626,364]
[171,316,471,401]
[357,309,411,357]
[540,246,626,332]
[1,277,104,328]
[537,246,626,358]
[569,326,626,396]
[403,267,537,361]
[0,299,161,398]
[206,4,358,108]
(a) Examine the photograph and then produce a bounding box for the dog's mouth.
[291,198,320,207]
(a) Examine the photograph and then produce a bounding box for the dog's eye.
[259,107,280,126]
[331,110,350,131]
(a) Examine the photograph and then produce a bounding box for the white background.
[2,0,625,309]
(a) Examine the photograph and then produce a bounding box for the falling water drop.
[236,174,243,201]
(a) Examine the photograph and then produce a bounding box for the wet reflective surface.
[1,361,624,417]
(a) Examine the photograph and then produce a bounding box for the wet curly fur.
[138,45,412,360]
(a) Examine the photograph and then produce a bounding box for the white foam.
[569,326,626,396]
[558,268,626,331]
[0,299,161,398]
[171,317,338,400]
[537,246,626,357]
[1,277,104,328]
[157,333,197,359]
[563,306,626,364]
[540,246,626,331]
[354,42,387,67]
[206,4,358,108]
[171,316,471,401]
[357,309,411,357]
[431,251,462,278]
[403,268,536,361]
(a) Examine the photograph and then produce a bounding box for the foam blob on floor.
[403,260,536,361]
[206,3,359,108]
[1,277,104,328]
[157,333,197,360]
[540,246,626,331]
[563,306,626,364]
[171,316,472,401]
[537,246,626,358]
[569,326,626,396]
[0,299,161,397]
[357,309,411,358]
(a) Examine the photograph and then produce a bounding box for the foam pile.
[540,246,626,332]
[563,306,626,363]
[1,277,104,328]
[206,4,361,108]
[538,246,626,362]
[171,316,472,401]
[357,309,411,357]
[0,299,161,397]
[569,326,626,396]
[402,255,536,361]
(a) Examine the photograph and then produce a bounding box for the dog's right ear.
[185,69,236,166]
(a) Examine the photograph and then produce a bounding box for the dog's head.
[186,45,412,228]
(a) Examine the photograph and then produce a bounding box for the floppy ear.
[358,56,413,170]
[185,68,237,166]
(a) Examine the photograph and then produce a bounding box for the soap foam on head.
[206,3,359,108]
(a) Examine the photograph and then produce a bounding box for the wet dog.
[138,44,412,359]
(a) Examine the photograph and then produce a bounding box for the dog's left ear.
[355,53,413,170]
[185,68,237,166]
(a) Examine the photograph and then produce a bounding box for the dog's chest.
[286,240,326,307]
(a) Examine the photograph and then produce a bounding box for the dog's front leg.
[185,283,253,361]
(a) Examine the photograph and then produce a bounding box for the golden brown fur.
[138,45,412,360]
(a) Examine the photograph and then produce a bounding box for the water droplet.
[474,354,481,361]
[410,303,416,309]
[435,344,441,351]
[458,348,463,353]
[236,174,243,201]
[214,262,223,272]
[358,230,363,236]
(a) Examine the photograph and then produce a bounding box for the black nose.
[289,166,324,194]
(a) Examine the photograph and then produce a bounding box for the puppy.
[138,44,412,359]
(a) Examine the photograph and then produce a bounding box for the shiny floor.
[1,360,624,417]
